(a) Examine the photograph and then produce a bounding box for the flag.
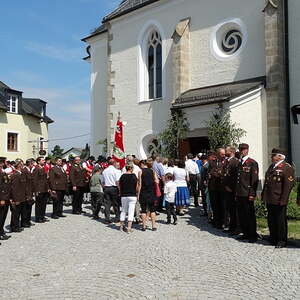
[112,119,126,169]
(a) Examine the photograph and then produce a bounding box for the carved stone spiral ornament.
[221,29,243,55]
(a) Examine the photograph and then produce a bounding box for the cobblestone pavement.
[0,203,299,300]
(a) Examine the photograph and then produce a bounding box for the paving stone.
[0,204,299,299]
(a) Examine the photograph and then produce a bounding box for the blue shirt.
[195,159,203,174]
[153,161,165,178]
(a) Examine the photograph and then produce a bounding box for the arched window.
[147,31,162,99]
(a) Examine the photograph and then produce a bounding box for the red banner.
[112,120,125,169]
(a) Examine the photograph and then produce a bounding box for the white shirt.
[185,159,200,175]
[173,167,188,187]
[164,181,177,203]
[241,155,249,165]
[165,166,174,175]
[102,165,121,187]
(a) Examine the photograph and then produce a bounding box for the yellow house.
[0,81,53,161]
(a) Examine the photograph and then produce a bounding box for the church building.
[82,0,300,175]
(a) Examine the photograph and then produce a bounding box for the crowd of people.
[0,142,298,248]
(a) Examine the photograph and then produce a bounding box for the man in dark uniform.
[262,148,295,248]
[33,157,49,223]
[0,157,11,241]
[236,143,259,243]
[207,149,224,229]
[222,146,239,234]
[10,159,27,232]
[70,156,86,214]
[21,159,35,228]
[49,157,68,218]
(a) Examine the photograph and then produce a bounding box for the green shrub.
[255,184,300,220]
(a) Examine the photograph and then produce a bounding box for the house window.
[147,31,162,99]
[7,95,18,113]
[7,132,18,152]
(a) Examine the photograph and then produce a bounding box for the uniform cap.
[238,143,249,150]
[271,148,286,156]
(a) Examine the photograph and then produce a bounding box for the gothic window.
[147,31,162,99]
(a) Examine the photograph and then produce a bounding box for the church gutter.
[283,0,292,162]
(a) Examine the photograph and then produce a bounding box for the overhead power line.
[28,133,90,143]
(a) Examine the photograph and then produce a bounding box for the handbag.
[154,181,162,198]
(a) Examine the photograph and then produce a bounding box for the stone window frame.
[137,20,166,103]
[210,18,248,61]
[7,131,20,153]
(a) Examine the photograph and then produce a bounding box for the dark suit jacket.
[222,157,239,193]
[22,167,34,199]
[262,161,295,206]
[33,166,49,193]
[49,166,68,191]
[11,171,27,203]
[236,157,259,198]
[70,164,86,188]
[0,170,11,206]
[207,159,223,192]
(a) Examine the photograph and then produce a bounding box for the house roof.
[0,80,54,123]
[103,0,161,22]
[82,0,162,42]
[22,98,54,123]
[172,77,266,110]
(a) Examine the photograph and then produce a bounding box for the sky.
[0,0,120,153]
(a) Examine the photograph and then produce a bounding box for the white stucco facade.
[86,0,269,173]
[289,0,300,172]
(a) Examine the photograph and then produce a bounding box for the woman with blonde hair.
[138,159,158,231]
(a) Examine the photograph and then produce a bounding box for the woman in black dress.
[138,159,158,231]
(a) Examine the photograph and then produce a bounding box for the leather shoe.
[21,224,30,228]
[35,219,43,223]
[51,215,59,219]
[58,215,66,218]
[275,242,286,249]
[236,235,249,241]
[248,238,257,243]
[0,234,11,240]
[11,228,23,233]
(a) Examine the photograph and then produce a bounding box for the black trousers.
[35,192,48,221]
[200,187,207,214]
[72,187,84,213]
[53,190,65,216]
[10,202,24,230]
[166,202,177,222]
[223,192,237,230]
[189,174,199,206]
[0,205,9,235]
[267,204,288,244]
[209,190,223,227]
[237,197,257,239]
[21,201,33,226]
[91,192,104,217]
[104,186,120,222]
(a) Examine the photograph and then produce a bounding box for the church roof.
[172,77,266,110]
[103,0,161,22]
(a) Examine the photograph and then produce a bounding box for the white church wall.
[90,35,108,158]
[229,88,267,177]
[289,0,300,172]
[183,88,267,177]
[93,0,266,157]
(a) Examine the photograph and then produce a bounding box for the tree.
[206,107,246,149]
[158,110,190,158]
[51,145,64,158]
